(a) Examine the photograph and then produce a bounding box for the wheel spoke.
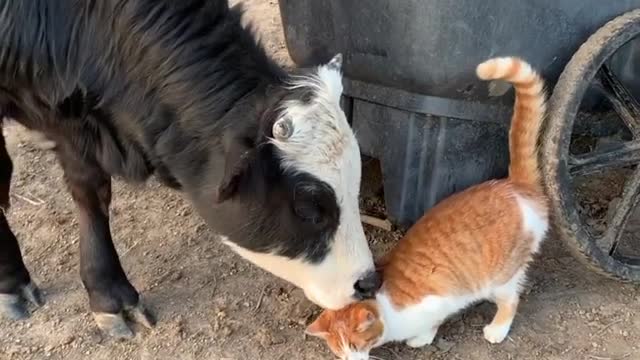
[603,166,640,256]
[569,138,640,176]
[596,65,640,137]
[610,253,640,266]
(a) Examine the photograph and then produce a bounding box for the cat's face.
[306,301,383,359]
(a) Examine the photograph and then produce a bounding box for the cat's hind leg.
[483,269,526,344]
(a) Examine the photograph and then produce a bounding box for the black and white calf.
[0,0,380,338]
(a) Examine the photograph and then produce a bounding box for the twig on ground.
[595,318,623,336]
[13,193,45,206]
[588,353,632,360]
[276,347,293,360]
[361,214,393,231]
[121,241,140,257]
[254,284,269,312]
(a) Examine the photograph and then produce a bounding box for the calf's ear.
[215,132,254,203]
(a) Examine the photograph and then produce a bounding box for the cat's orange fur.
[306,57,549,360]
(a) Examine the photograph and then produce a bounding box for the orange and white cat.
[305,57,549,360]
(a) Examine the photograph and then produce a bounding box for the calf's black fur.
[0,0,361,338]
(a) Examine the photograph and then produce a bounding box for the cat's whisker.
[339,332,350,357]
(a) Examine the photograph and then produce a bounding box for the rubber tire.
[542,9,640,282]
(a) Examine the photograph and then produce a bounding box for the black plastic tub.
[279,0,640,226]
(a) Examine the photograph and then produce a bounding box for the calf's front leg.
[0,129,44,320]
[57,147,154,338]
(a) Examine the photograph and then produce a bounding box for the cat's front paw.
[406,332,436,348]
[483,323,510,344]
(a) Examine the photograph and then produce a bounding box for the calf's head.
[203,55,379,309]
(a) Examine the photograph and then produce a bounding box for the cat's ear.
[305,311,332,339]
[355,308,377,333]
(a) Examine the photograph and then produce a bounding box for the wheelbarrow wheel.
[542,9,640,282]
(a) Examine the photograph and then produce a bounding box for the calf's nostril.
[353,270,382,299]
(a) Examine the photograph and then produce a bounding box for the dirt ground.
[1,1,640,360]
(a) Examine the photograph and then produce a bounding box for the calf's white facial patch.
[227,54,375,310]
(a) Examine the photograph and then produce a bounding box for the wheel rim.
[543,9,640,281]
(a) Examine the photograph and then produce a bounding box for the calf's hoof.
[0,282,45,320]
[93,301,155,339]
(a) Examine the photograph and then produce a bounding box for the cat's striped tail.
[476,57,547,191]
